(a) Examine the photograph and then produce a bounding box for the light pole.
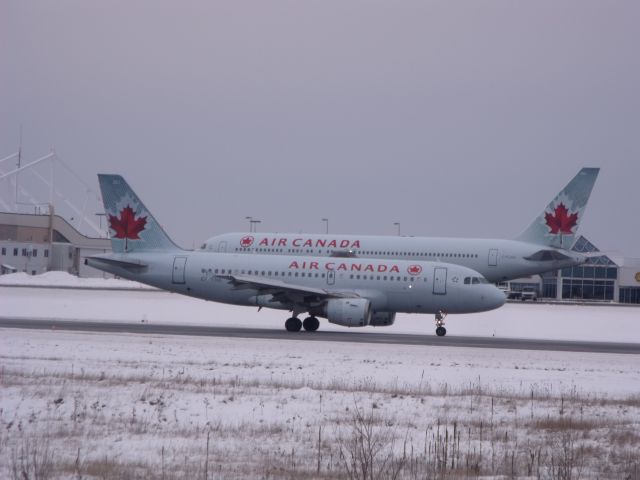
[393,222,401,236]
[245,216,252,232]
[250,219,261,233]
[322,218,329,234]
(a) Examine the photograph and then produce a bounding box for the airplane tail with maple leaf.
[98,174,183,253]
[515,168,599,250]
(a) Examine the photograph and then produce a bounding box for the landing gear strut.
[285,317,302,332]
[435,310,447,337]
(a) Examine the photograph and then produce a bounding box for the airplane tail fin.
[98,174,182,253]
[515,168,599,249]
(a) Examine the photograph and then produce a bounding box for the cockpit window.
[466,276,489,285]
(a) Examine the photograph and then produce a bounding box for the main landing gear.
[285,316,320,332]
[435,310,447,337]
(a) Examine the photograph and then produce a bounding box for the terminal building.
[497,235,640,304]
[0,211,110,277]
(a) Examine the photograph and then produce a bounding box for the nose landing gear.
[435,310,447,337]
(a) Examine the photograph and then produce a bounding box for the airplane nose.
[490,286,507,309]
[480,285,507,311]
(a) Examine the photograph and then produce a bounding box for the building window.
[561,278,614,301]
[14,248,18,256]
[1,247,5,256]
[44,249,49,258]
[620,287,640,304]
[32,249,38,258]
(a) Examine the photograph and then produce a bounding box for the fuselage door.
[172,256,187,284]
[433,267,447,295]
[488,249,498,267]
[218,241,227,253]
[327,270,335,286]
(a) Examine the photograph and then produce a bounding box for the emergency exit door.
[433,267,447,295]
[172,256,187,284]
[488,249,498,267]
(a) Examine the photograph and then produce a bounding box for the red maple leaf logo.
[544,203,578,235]
[240,236,254,247]
[108,206,147,240]
[407,265,422,275]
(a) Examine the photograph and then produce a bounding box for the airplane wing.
[217,274,357,305]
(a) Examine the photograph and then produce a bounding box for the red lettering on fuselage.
[287,261,401,273]
[252,237,362,249]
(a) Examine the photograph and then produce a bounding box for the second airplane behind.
[203,168,599,283]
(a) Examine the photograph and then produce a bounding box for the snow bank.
[0,271,154,289]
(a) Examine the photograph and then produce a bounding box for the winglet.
[515,168,599,248]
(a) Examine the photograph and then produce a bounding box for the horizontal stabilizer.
[86,256,148,272]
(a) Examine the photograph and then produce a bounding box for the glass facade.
[620,287,640,304]
[561,278,615,300]
[549,236,619,301]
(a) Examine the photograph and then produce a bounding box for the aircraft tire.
[303,316,320,332]
[436,326,447,337]
[285,317,302,332]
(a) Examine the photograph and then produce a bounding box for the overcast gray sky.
[2,1,639,255]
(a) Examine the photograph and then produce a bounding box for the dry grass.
[2,356,640,479]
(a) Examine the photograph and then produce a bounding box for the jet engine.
[325,298,372,327]
[369,311,396,327]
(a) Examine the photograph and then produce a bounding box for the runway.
[1,317,638,354]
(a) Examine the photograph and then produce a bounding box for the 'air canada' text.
[289,260,401,273]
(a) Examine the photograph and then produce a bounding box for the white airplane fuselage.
[87,251,506,318]
[203,234,586,283]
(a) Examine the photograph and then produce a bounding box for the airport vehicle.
[202,169,599,283]
[86,175,506,336]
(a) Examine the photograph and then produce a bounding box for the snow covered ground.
[1,328,639,479]
[1,272,640,478]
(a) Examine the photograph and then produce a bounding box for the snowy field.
[1,273,640,478]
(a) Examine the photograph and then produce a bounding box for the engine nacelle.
[325,298,372,327]
[369,311,396,327]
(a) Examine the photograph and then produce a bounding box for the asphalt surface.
[1,317,638,354]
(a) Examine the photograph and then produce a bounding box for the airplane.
[202,168,600,283]
[86,175,506,336]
